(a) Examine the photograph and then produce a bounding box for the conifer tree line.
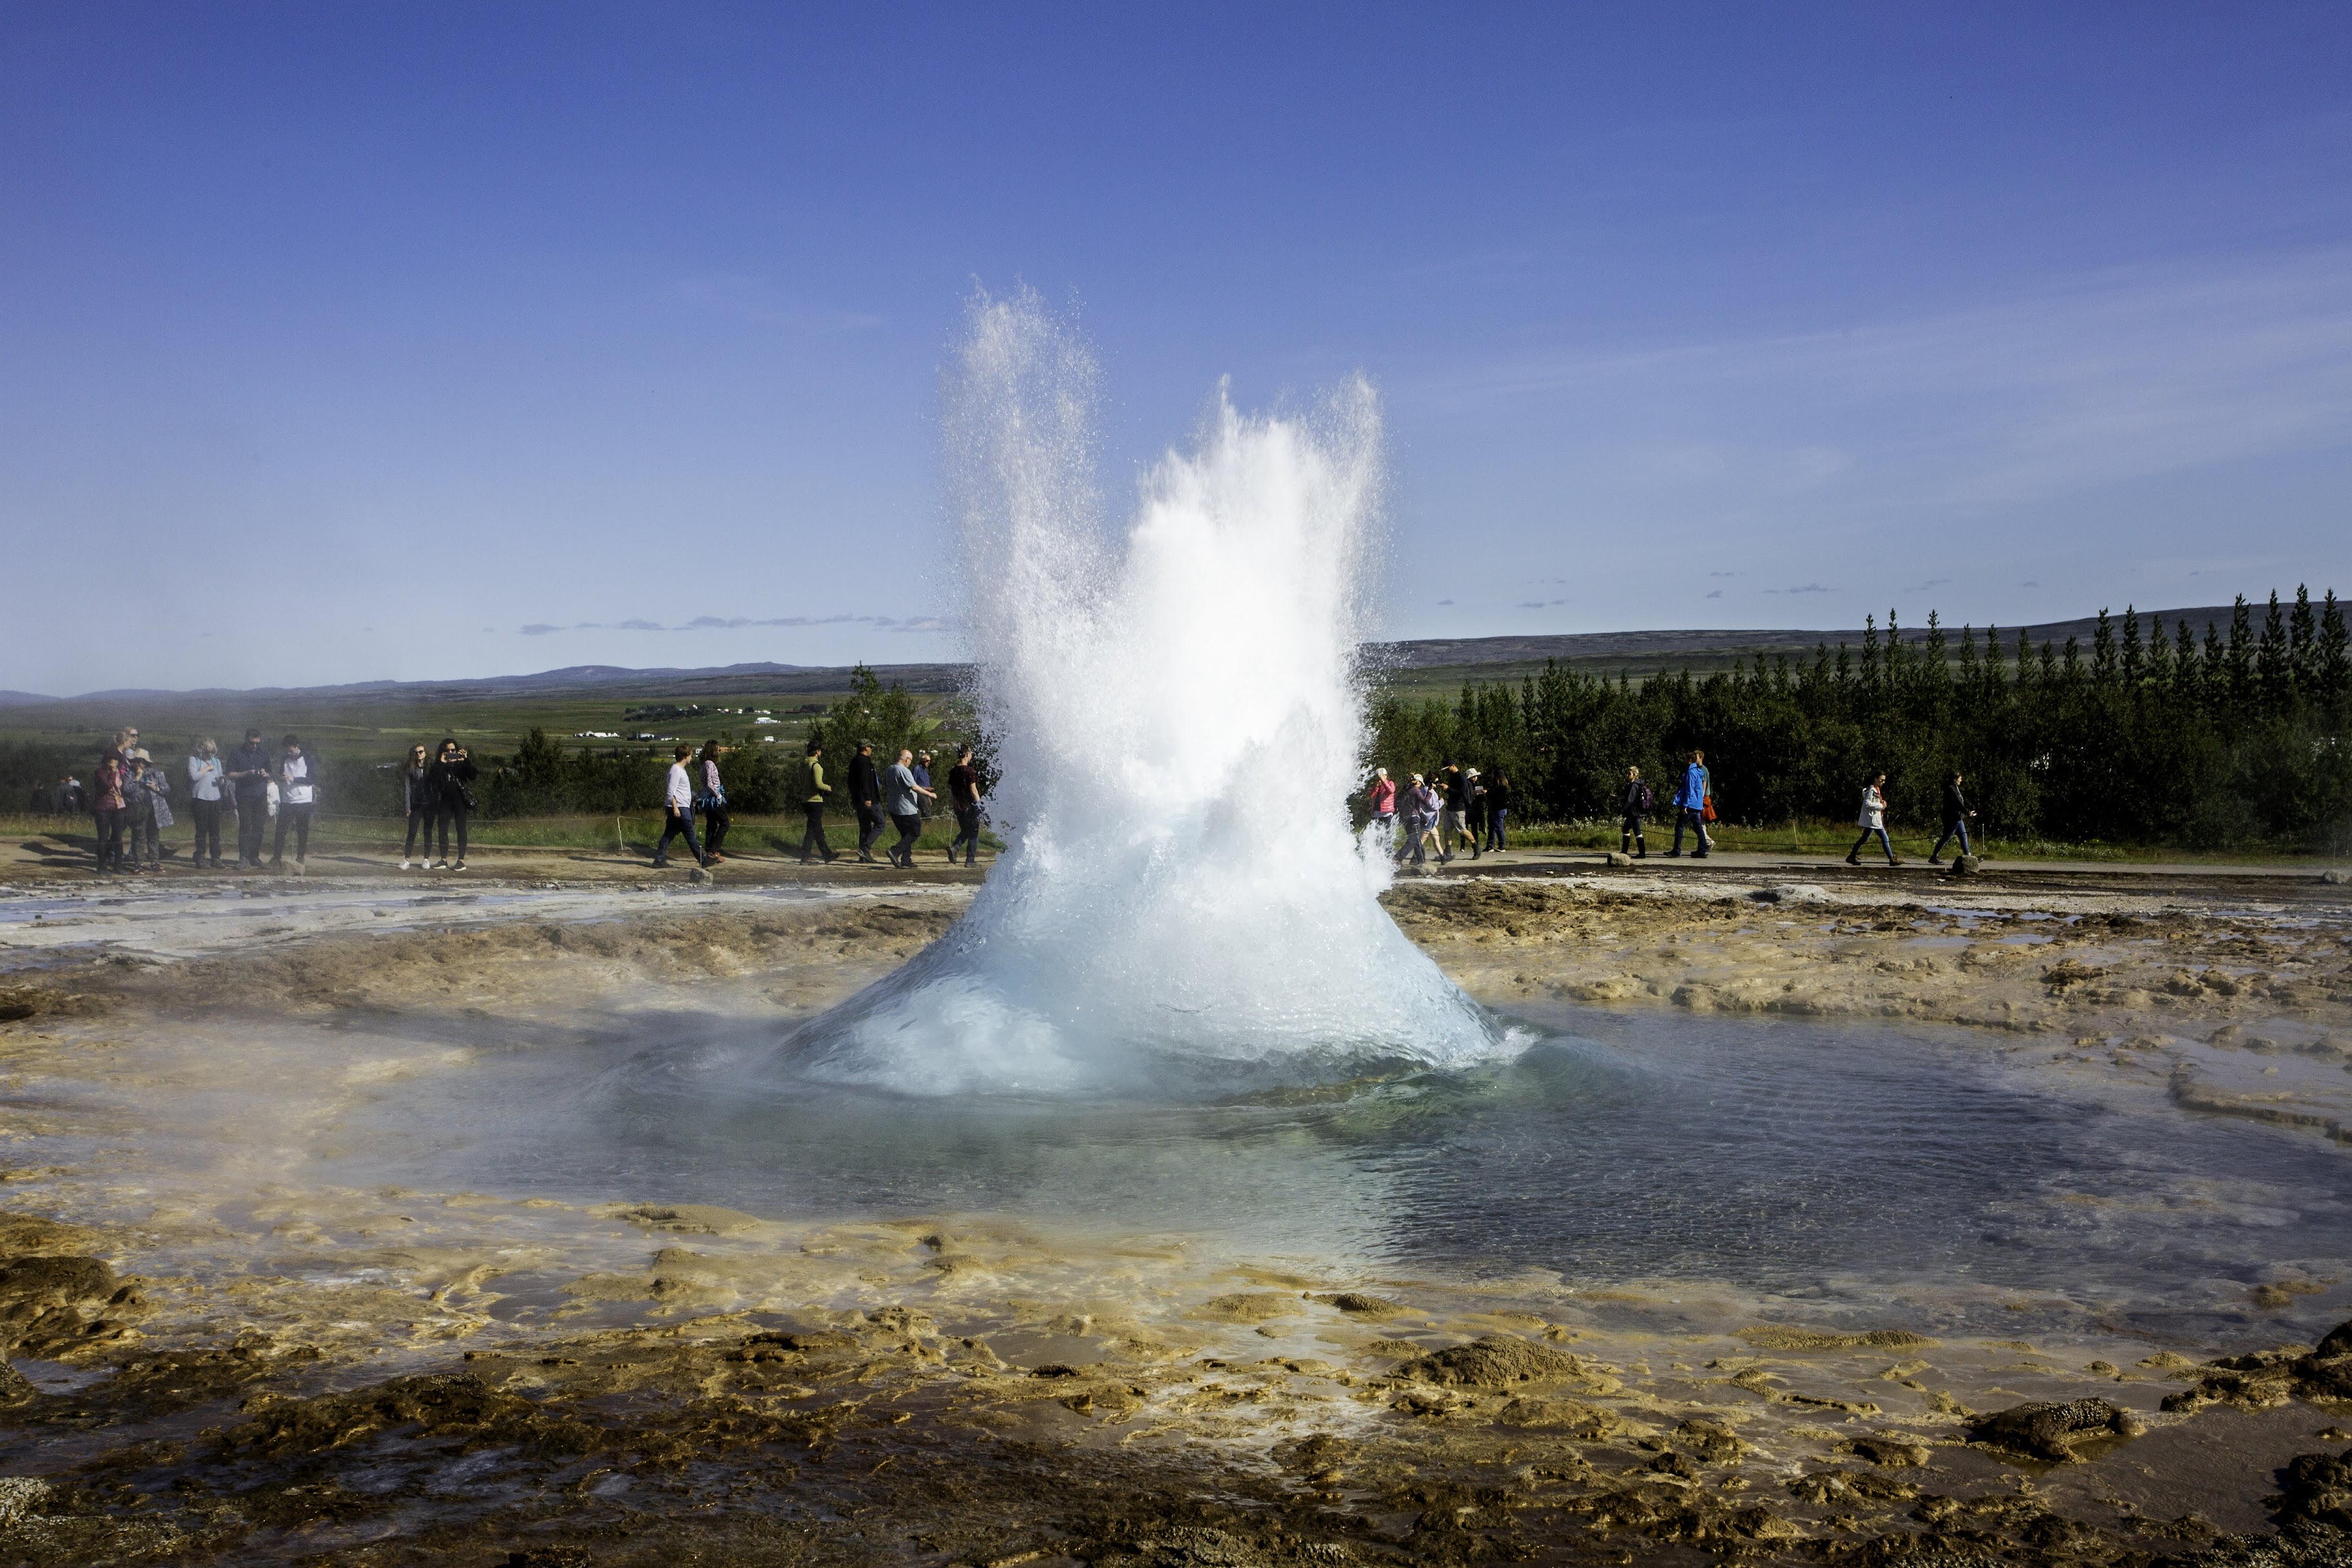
[1367,587,2352,852]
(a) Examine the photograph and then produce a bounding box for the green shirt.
[800,756,830,804]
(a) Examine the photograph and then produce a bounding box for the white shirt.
[666,761,694,810]
[281,754,316,806]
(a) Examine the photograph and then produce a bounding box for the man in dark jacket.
[225,728,274,868]
[1930,772,1976,865]
[847,741,885,863]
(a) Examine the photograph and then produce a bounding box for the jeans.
[701,801,730,856]
[403,808,431,858]
[1672,808,1711,855]
[94,807,125,871]
[191,798,223,862]
[798,804,833,861]
[1932,818,1973,859]
[435,800,469,862]
[1621,813,1645,852]
[855,804,885,858]
[1400,816,1428,865]
[951,804,983,864]
[889,812,923,865]
[273,802,313,861]
[654,807,703,865]
[1849,825,1896,863]
[236,792,268,863]
[1487,809,1508,851]
[130,804,161,867]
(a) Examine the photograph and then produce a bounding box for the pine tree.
[2092,608,2117,688]
[2147,617,2173,688]
[2061,635,2083,686]
[2291,584,2318,692]
[2121,605,2143,686]
[2205,620,2228,707]
[2259,590,2292,710]
[2320,590,2350,707]
[2015,627,2034,694]
[2228,597,2254,707]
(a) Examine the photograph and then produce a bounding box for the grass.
[1,811,1000,861]
[1492,815,2344,865]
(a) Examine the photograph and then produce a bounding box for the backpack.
[1634,781,1653,814]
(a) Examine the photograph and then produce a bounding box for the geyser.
[786,293,1506,1095]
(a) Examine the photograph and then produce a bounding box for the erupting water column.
[787,292,1505,1095]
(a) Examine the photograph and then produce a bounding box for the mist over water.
[785,293,1505,1095]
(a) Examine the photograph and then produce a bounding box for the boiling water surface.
[190,1002,2348,1341]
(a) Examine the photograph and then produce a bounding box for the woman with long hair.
[398,743,433,869]
[92,747,127,874]
[1847,772,1903,867]
[696,739,730,864]
[428,738,477,871]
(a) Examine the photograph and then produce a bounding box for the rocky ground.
[0,864,2348,1565]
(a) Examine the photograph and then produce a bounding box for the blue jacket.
[1674,763,1710,810]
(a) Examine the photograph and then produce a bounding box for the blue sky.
[4,3,2350,692]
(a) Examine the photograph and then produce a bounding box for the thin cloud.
[1518,599,1566,609]
[1705,590,1722,599]
[1766,583,1832,594]
[519,614,944,637]
[1907,577,1953,592]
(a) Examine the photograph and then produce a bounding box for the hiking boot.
[1845,854,1861,865]
[651,858,669,869]
[1928,858,1944,866]
[1889,858,1906,866]
[1666,849,1682,858]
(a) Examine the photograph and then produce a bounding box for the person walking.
[696,739,730,863]
[1669,750,1713,858]
[1929,772,1976,865]
[848,741,885,863]
[652,744,707,869]
[1463,769,1489,860]
[796,740,836,863]
[1408,773,1445,867]
[57,774,85,815]
[271,735,318,869]
[885,747,933,868]
[186,739,225,868]
[92,748,128,874]
[225,728,273,868]
[1846,772,1903,866]
[913,750,934,820]
[1620,766,1651,858]
[947,745,985,865]
[1365,767,1398,854]
[428,738,477,870]
[398,744,433,869]
[1392,772,1426,866]
[1484,770,1512,852]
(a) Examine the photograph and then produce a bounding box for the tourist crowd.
[36,725,988,878]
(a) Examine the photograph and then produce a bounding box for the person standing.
[885,747,933,868]
[1365,767,1398,854]
[652,744,707,868]
[1620,766,1651,858]
[398,744,433,869]
[1669,749,1713,858]
[796,740,836,863]
[913,750,934,820]
[186,739,224,868]
[57,774,85,815]
[1410,773,1445,867]
[696,739,730,863]
[271,735,318,869]
[1929,772,1975,865]
[428,738,477,870]
[848,741,885,863]
[91,748,127,874]
[946,745,985,865]
[1846,772,1903,866]
[1437,762,1471,862]
[1484,770,1512,852]
[225,728,273,868]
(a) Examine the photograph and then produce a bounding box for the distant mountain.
[0,603,2265,709]
[1368,603,2246,672]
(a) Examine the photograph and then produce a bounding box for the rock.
[1397,1333,1587,1387]
[1736,1325,1934,1351]
[687,866,708,883]
[1842,1432,1933,1467]
[2324,869,2349,885]
[1605,851,1633,867]
[1313,1292,1405,1317]
[1968,1398,2140,1461]
[1948,854,1982,876]
[614,1203,764,1235]
[1749,883,1826,904]
[1496,1395,1620,1437]
[2276,1445,2352,1531]
[0,1255,116,1305]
